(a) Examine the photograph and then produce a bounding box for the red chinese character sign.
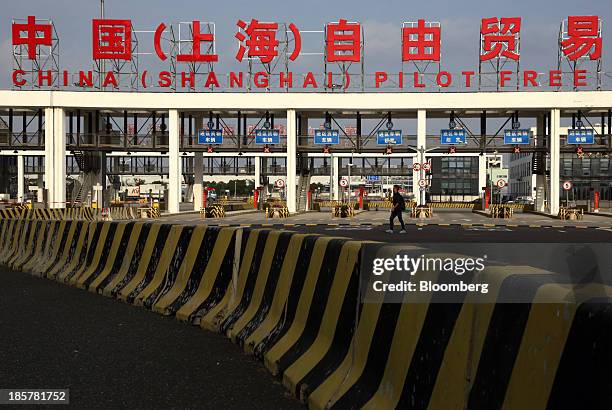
[13,15,53,60]
[478,17,521,90]
[324,20,363,90]
[480,17,521,61]
[93,19,132,60]
[235,19,301,63]
[558,16,602,90]
[12,16,59,88]
[401,20,441,90]
[154,21,218,63]
[6,13,609,92]
[234,20,301,90]
[402,20,441,61]
[326,20,361,62]
[560,16,602,61]
[178,21,218,62]
[236,19,279,63]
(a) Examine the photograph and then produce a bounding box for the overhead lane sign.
[255,129,280,144]
[503,129,530,145]
[440,129,467,145]
[314,130,340,145]
[198,129,223,144]
[376,130,402,145]
[567,129,594,144]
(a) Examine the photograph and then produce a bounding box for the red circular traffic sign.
[418,179,427,188]
[339,178,349,187]
[422,162,431,172]
[496,179,507,188]
[413,163,421,171]
[563,181,573,191]
[275,179,285,188]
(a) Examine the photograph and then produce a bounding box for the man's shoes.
[385,229,394,233]
[399,230,406,234]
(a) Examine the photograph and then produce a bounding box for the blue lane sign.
[314,129,340,145]
[255,129,280,144]
[567,129,594,144]
[198,129,223,144]
[503,129,531,145]
[440,129,467,145]
[366,175,381,181]
[377,130,402,145]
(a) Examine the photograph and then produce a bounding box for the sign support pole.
[416,109,427,206]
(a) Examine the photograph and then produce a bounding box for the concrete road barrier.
[1,217,610,409]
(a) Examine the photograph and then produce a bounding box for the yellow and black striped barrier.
[1,217,611,409]
[332,203,355,218]
[317,201,358,209]
[202,204,225,218]
[411,205,434,218]
[368,200,393,210]
[428,202,475,208]
[558,207,584,221]
[490,204,514,219]
[0,207,139,221]
[266,206,289,218]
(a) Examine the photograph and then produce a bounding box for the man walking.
[386,185,406,233]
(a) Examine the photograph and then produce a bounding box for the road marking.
[325,227,372,231]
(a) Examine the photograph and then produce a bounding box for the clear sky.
[1,0,609,88]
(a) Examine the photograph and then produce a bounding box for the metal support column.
[193,114,204,211]
[17,154,25,202]
[44,107,66,209]
[332,154,340,200]
[414,110,427,205]
[286,109,297,213]
[550,109,561,215]
[168,109,181,214]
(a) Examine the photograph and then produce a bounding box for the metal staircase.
[72,172,94,206]
[71,150,100,207]
[296,155,311,212]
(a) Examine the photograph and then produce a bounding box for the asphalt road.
[287,224,612,243]
[0,268,301,409]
